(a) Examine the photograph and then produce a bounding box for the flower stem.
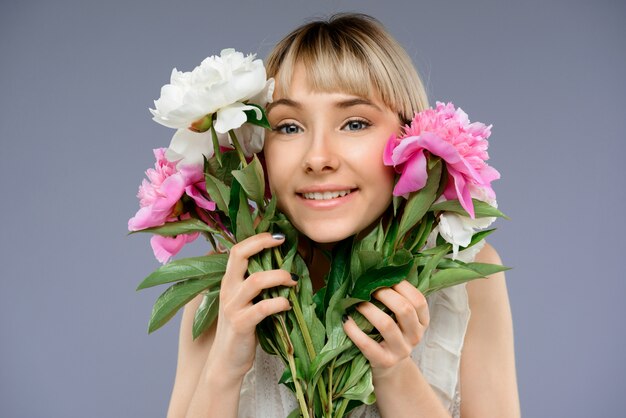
[208,117,223,167]
[228,130,248,167]
[334,398,349,418]
[274,314,310,418]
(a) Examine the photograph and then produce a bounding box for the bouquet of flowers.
[129,49,509,418]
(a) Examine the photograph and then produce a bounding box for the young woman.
[166,13,520,418]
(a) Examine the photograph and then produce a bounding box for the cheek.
[263,141,294,203]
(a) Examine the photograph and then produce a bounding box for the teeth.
[303,190,351,200]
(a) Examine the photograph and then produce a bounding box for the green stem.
[334,398,349,418]
[228,130,248,167]
[274,315,310,418]
[287,286,331,412]
[208,117,223,167]
[273,247,284,265]
[327,358,336,416]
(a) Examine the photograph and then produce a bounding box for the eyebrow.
[335,98,382,111]
[266,97,382,114]
[266,98,301,114]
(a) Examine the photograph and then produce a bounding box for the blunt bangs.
[266,14,429,123]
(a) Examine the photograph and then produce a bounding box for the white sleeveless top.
[237,241,484,418]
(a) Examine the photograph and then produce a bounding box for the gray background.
[1,0,624,417]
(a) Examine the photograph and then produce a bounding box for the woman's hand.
[342,280,430,379]
[207,232,298,380]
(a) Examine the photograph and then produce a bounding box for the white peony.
[434,187,498,259]
[165,128,214,168]
[150,48,274,132]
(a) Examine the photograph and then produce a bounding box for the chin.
[295,220,360,245]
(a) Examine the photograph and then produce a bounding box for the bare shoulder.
[460,242,521,417]
[466,242,507,305]
[167,294,218,418]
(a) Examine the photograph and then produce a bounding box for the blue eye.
[274,123,302,134]
[343,119,371,131]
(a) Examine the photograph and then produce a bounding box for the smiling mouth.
[299,189,356,201]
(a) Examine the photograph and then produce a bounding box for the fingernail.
[290,273,299,282]
[272,233,285,240]
[342,314,349,323]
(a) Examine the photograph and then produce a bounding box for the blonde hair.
[266,13,429,123]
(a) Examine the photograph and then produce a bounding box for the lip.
[296,186,359,210]
[296,184,357,194]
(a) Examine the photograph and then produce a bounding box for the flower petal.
[438,212,473,259]
[185,183,216,211]
[166,128,214,168]
[128,174,186,230]
[448,168,475,219]
[150,233,199,264]
[214,102,256,133]
[392,150,427,196]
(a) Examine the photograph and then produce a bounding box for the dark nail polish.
[290,273,299,282]
[342,314,349,323]
[272,233,285,240]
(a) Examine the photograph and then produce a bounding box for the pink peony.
[150,214,201,264]
[128,148,216,263]
[383,102,500,219]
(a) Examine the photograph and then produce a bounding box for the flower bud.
[190,114,212,133]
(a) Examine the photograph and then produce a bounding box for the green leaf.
[207,150,241,185]
[129,218,217,237]
[234,187,254,242]
[429,198,510,219]
[192,289,220,339]
[425,263,511,295]
[309,340,353,386]
[228,179,241,238]
[148,276,216,333]
[323,237,353,318]
[382,217,399,257]
[342,362,375,404]
[137,253,228,290]
[288,326,311,379]
[409,213,434,253]
[397,158,442,244]
[293,256,325,354]
[208,119,222,166]
[350,262,414,301]
[357,220,382,252]
[255,195,277,233]
[285,408,301,418]
[232,155,265,206]
[417,244,451,293]
[244,103,272,129]
[313,286,326,321]
[203,172,230,214]
[357,251,383,275]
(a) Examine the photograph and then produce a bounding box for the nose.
[302,129,340,174]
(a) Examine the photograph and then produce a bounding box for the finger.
[393,281,430,328]
[223,233,285,288]
[342,315,392,367]
[237,269,298,305]
[372,288,421,345]
[244,297,292,326]
[355,301,407,354]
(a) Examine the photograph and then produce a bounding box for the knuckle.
[378,316,396,333]
[413,291,427,307]
[397,301,414,317]
[246,272,262,288]
[229,243,244,259]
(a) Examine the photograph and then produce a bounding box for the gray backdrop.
[1,0,624,417]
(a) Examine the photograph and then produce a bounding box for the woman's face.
[264,65,400,243]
